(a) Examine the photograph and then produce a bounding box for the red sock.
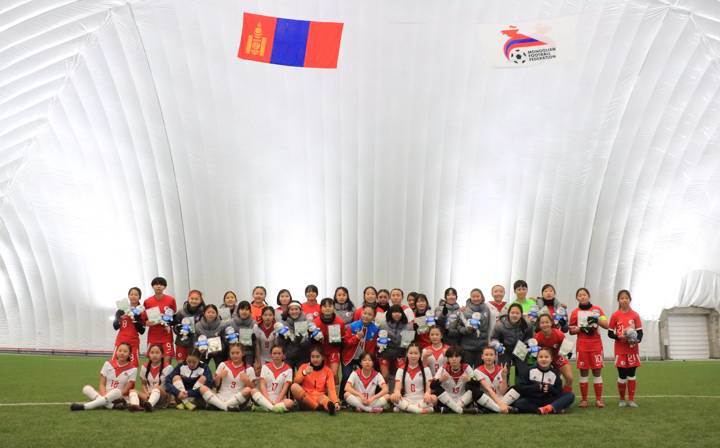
[593,382,603,400]
[563,385,573,393]
[617,381,626,400]
[628,379,637,401]
[538,404,554,415]
[580,382,589,400]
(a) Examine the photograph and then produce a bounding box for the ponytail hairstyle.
[252,286,268,305]
[575,287,591,299]
[617,289,632,302]
[400,342,426,396]
[145,343,165,383]
[127,287,142,300]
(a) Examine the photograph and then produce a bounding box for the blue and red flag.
[500,26,546,59]
[238,13,343,68]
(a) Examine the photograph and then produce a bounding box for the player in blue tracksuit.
[165,349,214,410]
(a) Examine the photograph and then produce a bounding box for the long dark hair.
[333,286,354,310]
[400,342,425,395]
[145,343,165,383]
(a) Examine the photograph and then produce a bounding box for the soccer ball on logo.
[509,48,528,64]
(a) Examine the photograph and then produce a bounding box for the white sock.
[233,391,248,406]
[252,391,273,411]
[400,399,430,414]
[202,390,228,411]
[346,395,369,411]
[82,385,99,400]
[438,392,463,414]
[103,388,123,409]
[594,376,603,384]
[460,390,473,406]
[501,388,520,405]
[148,389,161,407]
[477,393,501,412]
[173,380,192,404]
[128,390,140,407]
[370,397,388,409]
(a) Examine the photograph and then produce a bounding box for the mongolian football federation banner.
[479,17,576,68]
[238,12,343,68]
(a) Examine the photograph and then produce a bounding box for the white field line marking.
[2,396,720,407]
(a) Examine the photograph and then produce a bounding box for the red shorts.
[615,353,641,368]
[114,342,140,368]
[552,354,569,369]
[378,358,406,370]
[176,345,189,362]
[321,347,340,365]
[148,340,175,358]
[576,351,603,370]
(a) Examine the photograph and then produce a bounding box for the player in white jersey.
[421,327,448,376]
[255,344,296,412]
[139,343,174,411]
[469,345,514,413]
[430,346,474,414]
[344,352,389,413]
[199,343,255,411]
[390,343,436,414]
[254,307,278,369]
[71,342,139,411]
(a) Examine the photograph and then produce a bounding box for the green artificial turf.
[1,354,718,447]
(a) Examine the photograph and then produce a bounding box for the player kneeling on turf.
[390,343,436,414]
[468,345,513,413]
[430,346,475,414]
[513,347,575,414]
[290,345,341,415]
[344,352,389,413]
[70,342,139,411]
[255,344,296,412]
[137,343,174,411]
[165,348,214,410]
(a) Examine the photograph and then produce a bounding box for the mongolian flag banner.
[238,13,343,68]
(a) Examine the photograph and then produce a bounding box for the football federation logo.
[501,26,557,64]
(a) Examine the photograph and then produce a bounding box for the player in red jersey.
[302,284,321,320]
[569,287,608,408]
[113,287,145,367]
[608,289,643,408]
[353,286,378,321]
[535,314,573,392]
[143,277,177,363]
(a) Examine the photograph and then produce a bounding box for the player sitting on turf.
[429,346,476,414]
[70,342,139,411]
[254,344,295,412]
[138,343,174,411]
[344,352,389,413]
[390,342,437,414]
[165,348,214,410]
[291,345,341,415]
[513,347,575,414]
